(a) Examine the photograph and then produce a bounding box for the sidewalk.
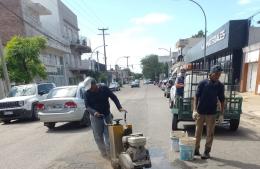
[239,92,260,119]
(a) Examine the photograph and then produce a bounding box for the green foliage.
[98,72,108,83]
[192,30,205,38]
[133,73,143,80]
[4,36,47,84]
[141,54,168,80]
[0,59,3,79]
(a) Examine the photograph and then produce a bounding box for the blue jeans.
[90,114,112,155]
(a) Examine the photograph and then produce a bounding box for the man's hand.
[192,111,199,120]
[119,108,127,113]
[94,112,103,118]
[218,114,224,124]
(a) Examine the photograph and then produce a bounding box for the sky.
[61,0,260,73]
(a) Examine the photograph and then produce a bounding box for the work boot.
[194,149,201,156]
[201,151,210,159]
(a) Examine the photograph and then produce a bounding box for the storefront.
[185,20,249,88]
[240,43,260,94]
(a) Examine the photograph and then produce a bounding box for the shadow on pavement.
[46,122,91,134]
[1,119,38,125]
[178,124,260,141]
[211,157,260,169]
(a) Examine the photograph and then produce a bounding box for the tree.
[192,30,205,38]
[98,72,108,83]
[133,73,143,80]
[4,36,47,84]
[141,54,168,80]
[0,60,3,79]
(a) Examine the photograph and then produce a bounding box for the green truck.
[170,70,243,131]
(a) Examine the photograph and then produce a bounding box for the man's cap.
[210,65,223,74]
[83,77,96,90]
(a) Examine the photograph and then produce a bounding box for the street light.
[115,56,130,67]
[115,56,131,84]
[186,0,207,70]
[158,47,172,57]
[158,47,172,76]
[89,45,108,71]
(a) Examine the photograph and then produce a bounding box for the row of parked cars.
[157,78,175,99]
[0,81,121,129]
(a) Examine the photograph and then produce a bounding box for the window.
[37,84,55,95]
[8,85,36,97]
[47,87,77,99]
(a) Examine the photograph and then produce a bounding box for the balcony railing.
[70,36,91,53]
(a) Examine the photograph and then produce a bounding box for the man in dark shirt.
[193,65,225,159]
[84,77,126,158]
[175,68,186,97]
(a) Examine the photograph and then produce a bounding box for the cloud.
[85,26,170,73]
[238,0,251,5]
[131,13,172,25]
[234,6,259,17]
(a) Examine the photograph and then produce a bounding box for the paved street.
[1,84,260,169]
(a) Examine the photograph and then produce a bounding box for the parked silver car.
[109,82,120,91]
[38,85,89,129]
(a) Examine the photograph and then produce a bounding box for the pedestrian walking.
[83,77,126,158]
[193,65,225,159]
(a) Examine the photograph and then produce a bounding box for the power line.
[0,1,67,47]
[79,0,106,26]
[62,0,101,34]
[73,0,104,27]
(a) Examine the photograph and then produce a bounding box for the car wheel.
[2,120,11,124]
[169,101,174,109]
[172,114,178,130]
[44,122,55,129]
[229,119,239,131]
[80,111,91,127]
[31,104,39,120]
[166,93,170,98]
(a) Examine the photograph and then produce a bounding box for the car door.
[78,87,86,113]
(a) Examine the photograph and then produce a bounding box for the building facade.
[0,0,91,88]
[240,27,260,94]
[31,0,91,85]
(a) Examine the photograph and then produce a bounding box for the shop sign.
[245,50,259,63]
[206,30,226,48]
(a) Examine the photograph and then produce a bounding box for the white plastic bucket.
[171,137,180,152]
[170,131,186,152]
[179,137,196,161]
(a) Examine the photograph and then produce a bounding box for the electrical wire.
[79,0,106,26]
[61,0,100,34]
[73,0,103,27]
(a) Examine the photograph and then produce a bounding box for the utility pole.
[0,38,10,92]
[96,51,100,72]
[125,56,130,68]
[98,28,109,71]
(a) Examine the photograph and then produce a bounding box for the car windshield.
[37,83,55,95]
[47,87,77,99]
[109,83,117,87]
[8,85,36,97]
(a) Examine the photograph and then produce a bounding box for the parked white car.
[0,83,55,124]
[38,84,89,129]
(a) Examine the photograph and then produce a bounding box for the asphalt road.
[1,84,260,169]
